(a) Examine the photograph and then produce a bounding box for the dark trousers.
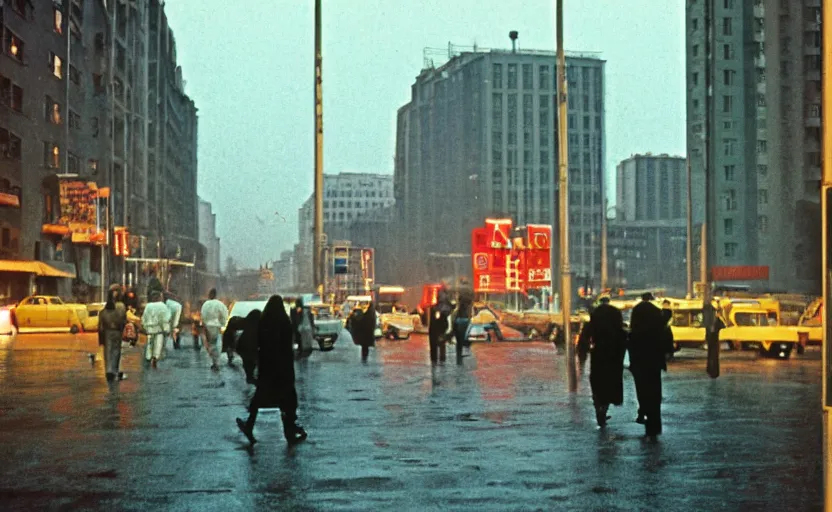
[633,369,662,435]
[245,387,298,439]
[360,344,369,361]
[429,332,446,363]
[242,355,256,383]
[453,318,470,364]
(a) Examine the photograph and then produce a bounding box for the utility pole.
[600,198,608,291]
[686,155,693,298]
[820,0,831,505]
[703,0,719,378]
[313,0,325,291]
[555,0,576,391]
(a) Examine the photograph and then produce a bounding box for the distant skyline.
[164,1,685,268]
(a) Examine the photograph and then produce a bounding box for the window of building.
[69,65,81,86]
[725,189,737,210]
[722,95,732,113]
[69,110,81,131]
[583,116,590,130]
[724,121,733,130]
[757,140,767,153]
[54,7,64,34]
[724,0,734,7]
[693,98,700,110]
[492,149,503,164]
[0,128,23,161]
[492,63,503,89]
[808,103,821,118]
[492,131,502,148]
[723,139,736,156]
[522,64,532,90]
[45,96,61,124]
[539,65,550,89]
[723,44,732,60]
[692,72,698,86]
[723,17,732,36]
[692,18,698,30]
[68,153,81,174]
[568,115,576,129]
[507,64,517,89]
[758,188,768,205]
[724,165,735,181]
[758,164,768,176]
[724,218,734,236]
[692,44,699,57]
[540,150,549,163]
[90,116,100,138]
[507,132,517,145]
[758,215,768,234]
[49,53,63,79]
[11,0,29,17]
[4,30,25,63]
[0,76,23,113]
[724,243,737,258]
[43,142,60,169]
[724,69,734,86]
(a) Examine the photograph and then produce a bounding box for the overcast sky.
[164,0,685,269]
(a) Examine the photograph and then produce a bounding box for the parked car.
[15,296,89,334]
[309,302,341,351]
[82,303,106,332]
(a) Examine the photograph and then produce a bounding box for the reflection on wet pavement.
[0,332,822,510]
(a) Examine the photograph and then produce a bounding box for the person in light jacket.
[142,292,171,368]
[201,288,229,372]
[165,291,183,350]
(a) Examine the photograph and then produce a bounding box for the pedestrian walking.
[236,295,307,446]
[165,291,183,350]
[200,288,229,372]
[451,290,474,365]
[628,292,675,439]
[428,288,452,364]
[291,298,315,359]
[236,310,262,383]
[142,292,171,369]
[349,302,376,362]
[577,295,627,427]
[99,290,128,382]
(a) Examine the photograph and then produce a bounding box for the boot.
[284,422,308,445]
[236,418,257,445]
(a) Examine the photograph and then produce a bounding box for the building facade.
[685,0,821,293]
[295,172,394,290]
[613,154,688,292]
[273,250,295,291]
[395,43,606,286]
[0,0,200,300]
[197,198,220,276]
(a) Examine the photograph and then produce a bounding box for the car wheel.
[70,325,80,335]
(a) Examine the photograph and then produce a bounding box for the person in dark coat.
[349,302,376,362]
[236,296,307,446]
[452,290,474,365]
[577,296,627,427]
[628,292,674,438]
[233,310,262,384]
[428,288,453,364]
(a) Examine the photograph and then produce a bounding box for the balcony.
[754,54,766,68]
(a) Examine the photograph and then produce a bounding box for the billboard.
[471,220,552,294]
[42,180,107,244]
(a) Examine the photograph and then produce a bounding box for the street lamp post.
[313,0,324,291]
[555,0,576,391]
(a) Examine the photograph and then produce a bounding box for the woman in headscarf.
[236,296,307,446]
[349,301,376,362]
[99,289,128,382]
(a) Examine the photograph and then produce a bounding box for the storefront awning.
[0,260,76,278]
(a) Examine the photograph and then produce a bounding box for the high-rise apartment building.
[686,0,821,293]
[295,173,394,290]
[614,154,688,292]
[395,43,606,285]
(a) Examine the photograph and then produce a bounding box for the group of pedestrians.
[578,292,675,439]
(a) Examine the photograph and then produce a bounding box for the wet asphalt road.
[0,331,823,511]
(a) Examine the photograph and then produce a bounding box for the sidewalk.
[0,333,823,511]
